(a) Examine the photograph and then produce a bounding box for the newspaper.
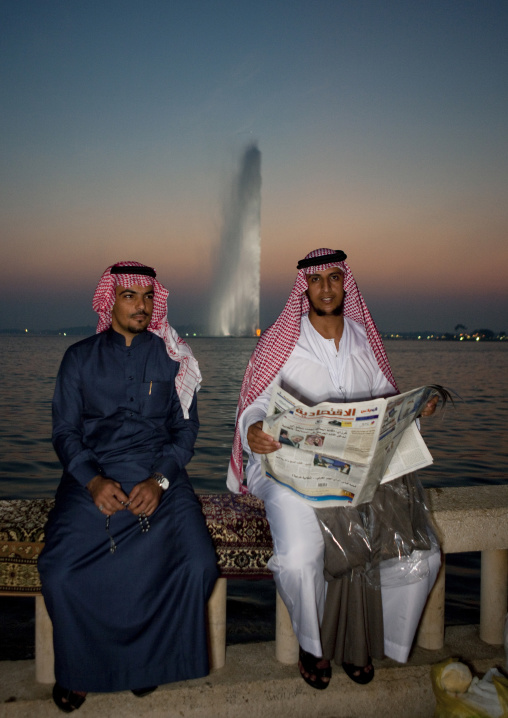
[261,385,437,508]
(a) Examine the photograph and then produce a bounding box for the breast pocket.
[140,381,172,418]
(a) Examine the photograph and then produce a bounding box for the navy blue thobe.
[38,328,218,692]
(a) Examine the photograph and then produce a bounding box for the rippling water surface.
[1,336,506,497]
[386,340,508,487]
[1,336,507,656]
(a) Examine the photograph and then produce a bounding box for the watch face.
[158,476,169,490]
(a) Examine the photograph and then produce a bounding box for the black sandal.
[342,659,375,685]
[52,683,87,713]
[298,647,332,690]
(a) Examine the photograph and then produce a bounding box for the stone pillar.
[207,577,227,670]
[275,590,299,664]
[480,549,508,645]
[417,559,446,650]
[35,595,55,684]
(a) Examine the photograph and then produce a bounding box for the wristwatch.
[150,472,170,491]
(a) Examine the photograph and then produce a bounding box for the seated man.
[228,248,440,689]
[39,261,218,711]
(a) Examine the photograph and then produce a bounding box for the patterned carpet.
[0,494,274,593]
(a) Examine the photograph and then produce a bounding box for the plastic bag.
[317,473,436,588]
[378,531,440,589]
[431,658,508,718]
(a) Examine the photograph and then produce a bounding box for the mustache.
[130,311,149,318]
[307,292,346,317]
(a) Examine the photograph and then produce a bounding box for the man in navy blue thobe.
[39,262,218,712]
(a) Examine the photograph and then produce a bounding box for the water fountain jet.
[208,144,261,337]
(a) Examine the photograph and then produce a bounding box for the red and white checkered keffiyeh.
[92,260,201,419]
[228,248,398,492]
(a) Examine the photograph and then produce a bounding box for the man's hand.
[87,475,129,516]
[127,478,163,517]
[420,395,439,418]
[247,421,281,454]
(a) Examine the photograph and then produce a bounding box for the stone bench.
[0,494,297,683]
[2,486,508,685]
[417,485,508,651]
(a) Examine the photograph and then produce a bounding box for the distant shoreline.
[0,328,506,341]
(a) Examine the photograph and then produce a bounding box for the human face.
[305,267,345,316]
[111,284,154,343]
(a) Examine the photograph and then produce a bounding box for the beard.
[128,312,150,334]
[308,293,346,317]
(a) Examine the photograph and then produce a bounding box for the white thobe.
[239,315,440,662]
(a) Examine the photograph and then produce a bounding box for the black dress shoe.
[131,686,158,697]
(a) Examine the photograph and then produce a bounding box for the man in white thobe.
[228,248,440,688]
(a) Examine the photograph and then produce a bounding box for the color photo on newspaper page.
[261,385,437,507]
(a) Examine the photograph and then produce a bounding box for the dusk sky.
[2,0,507,333]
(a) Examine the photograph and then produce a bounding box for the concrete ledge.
[0,626,505,718]
[426,485,508,553]
[416,485,508,650]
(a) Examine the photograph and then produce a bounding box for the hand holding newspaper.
[261,385,440,507]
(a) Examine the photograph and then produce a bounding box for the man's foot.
[52,683,87,713]
[342,659,375,685]
[131,686,158,697]
[298,647,331,690]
